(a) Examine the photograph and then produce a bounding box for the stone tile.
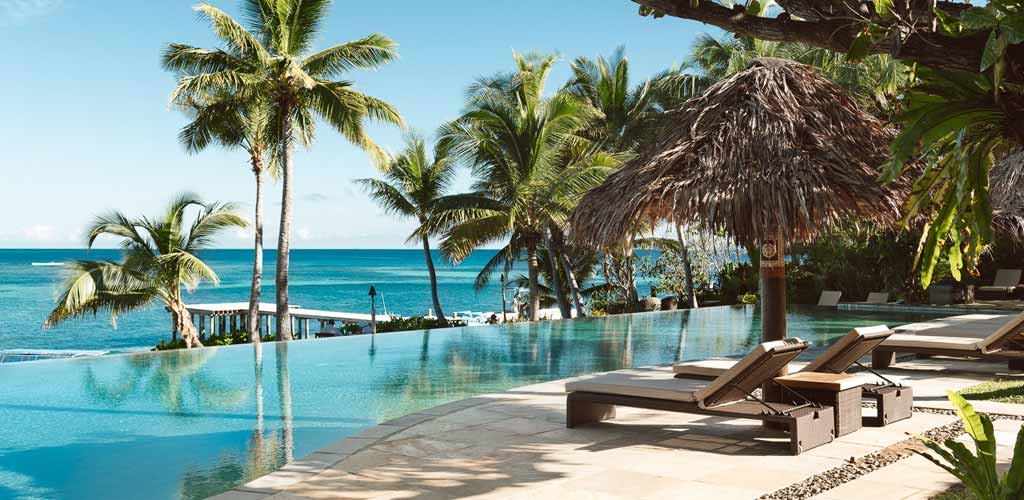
[241,469,319,493]
[352,424,403,440]
[380,413,434,428]
[481,416,563,435]
[318,437,377,455]
[802,440,882,460]
[369,436,472,458]
[281,452,347,473]
[332,449,406,473]
[559,469,702,500]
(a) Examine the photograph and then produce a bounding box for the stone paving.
[209,358,1024,500]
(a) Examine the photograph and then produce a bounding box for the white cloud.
[21,224,75,243]
[0,0,63,20]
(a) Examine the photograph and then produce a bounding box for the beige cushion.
[673,358,811,377]
[881,334,983,351]
[802,325,889,372]
[993,269,1023,288]
[692,339,800,405]
[866,292,890,304]
[818,291,842,306]
[672,358,743,377]
[978,286,1017,293]
[565,366,707,403]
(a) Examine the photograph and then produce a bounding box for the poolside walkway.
[211,359,1024,500]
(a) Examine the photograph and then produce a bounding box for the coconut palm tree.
[356,133,455,321]
[44,193,247,348]
[174,94,274,343]
[436,53,605,321]
[164,0,404,340]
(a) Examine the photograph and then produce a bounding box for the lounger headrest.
[982,311,1024,351]
[694,338,809,408]
[802,325,892,374]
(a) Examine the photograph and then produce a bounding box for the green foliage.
[155,330,275,351]
[880,66,1017,288]
[374,316,467,333]
[916,391,1024,500]
[717,262,760,305]
[739,293,759,304]
[44,194,247,344]
[961,380,1024,405]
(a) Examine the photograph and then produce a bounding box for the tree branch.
[632,0,993,74]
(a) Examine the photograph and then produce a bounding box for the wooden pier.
[179,303,394,341]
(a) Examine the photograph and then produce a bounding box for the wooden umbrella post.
[759,231,787,346]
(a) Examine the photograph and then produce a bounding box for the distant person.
[318,320,341,338]
[487,314,499,325]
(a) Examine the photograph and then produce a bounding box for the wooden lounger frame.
[872,315,1024,371]
[808,328,914,427]
[567,340,835,455]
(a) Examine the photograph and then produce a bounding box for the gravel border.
[759,406,1024,500]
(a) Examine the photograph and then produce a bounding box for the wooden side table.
[774,372,864,436]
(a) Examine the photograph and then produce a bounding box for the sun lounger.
[565,339,835,455]
[872,311,1024,370]
[818,291,842,306]
[976,269,1023,300]
[866,292,890,304]
[674,326,912,427]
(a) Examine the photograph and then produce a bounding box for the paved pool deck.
[210,358,1024,500]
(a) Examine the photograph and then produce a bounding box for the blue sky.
[1,0,715,249]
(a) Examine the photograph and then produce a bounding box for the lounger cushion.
[978,286,1017,294]
[866,292,890,304]
[881,334,982,351]
[993,269,1023,288]
[802,326,890,372]
[818,291,842,306]
[565,366,708,402]
[692,339,800,404]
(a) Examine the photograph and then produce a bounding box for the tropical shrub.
[155,331,276,351]
[374,317,467,334]
[916,391,1024,500]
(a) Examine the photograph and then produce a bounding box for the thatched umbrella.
[572,57,909,343]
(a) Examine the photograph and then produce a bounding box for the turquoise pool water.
[0,306,945,500]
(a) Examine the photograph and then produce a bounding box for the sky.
[0,0,716,249]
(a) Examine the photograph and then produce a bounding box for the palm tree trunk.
[562,253,585,317]
[275,102,293,342]
[675,224,699,309]
[421,234,445,322]
[275,342,294,462]
[526,239,540,321]
[544,230,571,319]
[248,155,265,343]
[553,228,585,318]
[625,244,639,312]
[170,299,202,348]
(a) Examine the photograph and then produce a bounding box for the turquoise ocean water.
[0,249,510,352]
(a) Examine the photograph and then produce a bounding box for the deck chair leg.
[787,407,835,455]
[566,393,616,428]
[872,350,895,369]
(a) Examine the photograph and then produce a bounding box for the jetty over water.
[183,303,394,340]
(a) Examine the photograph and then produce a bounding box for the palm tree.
[356,133,456,321]
[566,48,681,311]
[174,94,274,343]
[44,193,248,348]
[436,53,604,321]
[164,0,404,340]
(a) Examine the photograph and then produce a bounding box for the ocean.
[0,249,514,352]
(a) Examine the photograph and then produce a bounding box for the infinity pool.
[0,306,944,500]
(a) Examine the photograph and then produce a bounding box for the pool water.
[0,306,944,500]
